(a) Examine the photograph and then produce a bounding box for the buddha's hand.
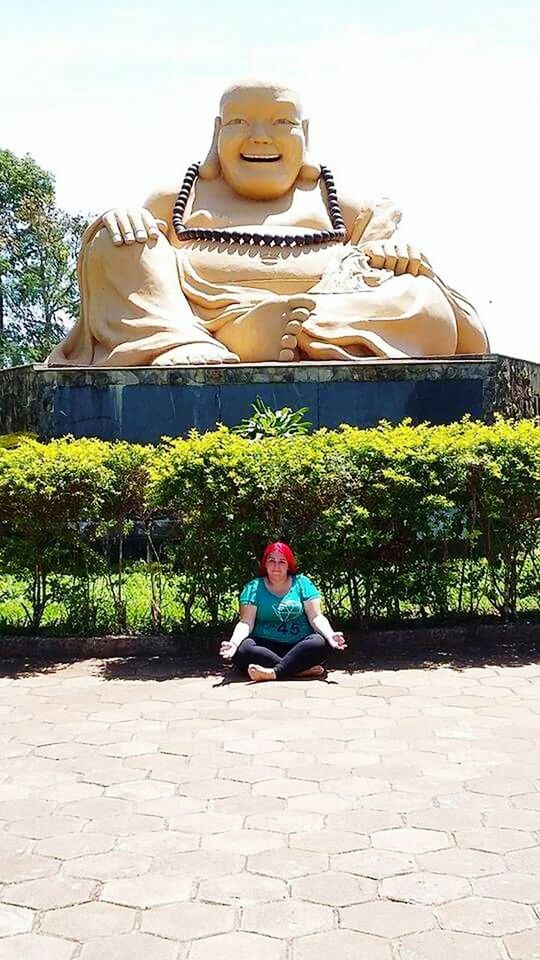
[327,632,347,652]
[102,208,168,246]
[360,240,428,278]
[219,640,239,660]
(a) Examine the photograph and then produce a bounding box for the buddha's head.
[200,81,318,199]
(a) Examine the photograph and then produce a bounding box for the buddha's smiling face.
[217,84,306,200]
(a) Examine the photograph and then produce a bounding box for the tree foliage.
[0,149,89,366]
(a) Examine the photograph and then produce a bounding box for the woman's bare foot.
[248,663,277,682]
[215,295,316,362]
[295,665,326,679]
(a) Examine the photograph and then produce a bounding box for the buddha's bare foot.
[152,342,240,366]
[248,664,277,682]
[296,665,326,679]
[216,295,315,362]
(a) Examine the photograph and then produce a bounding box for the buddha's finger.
[363,244,385,269]
[382,243,397,272]
[407,245,422,277]
[102,211,123,245]
[127,209,149,243]
[114,210,136,244]
[394,244,410,276]
[141,209,160,239]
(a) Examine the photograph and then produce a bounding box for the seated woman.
[220,541,346,681]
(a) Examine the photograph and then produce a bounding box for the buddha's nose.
[250,120,272,143]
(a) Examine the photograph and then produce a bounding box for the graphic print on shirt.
[273,597,303,637]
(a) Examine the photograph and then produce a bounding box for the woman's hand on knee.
[327,631,347,651]
[219,640,239,660]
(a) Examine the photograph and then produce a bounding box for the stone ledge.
[0,621,537,663]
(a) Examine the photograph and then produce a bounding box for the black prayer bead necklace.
[172,163,347,247]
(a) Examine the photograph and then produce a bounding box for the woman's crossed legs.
[233,633,327,680]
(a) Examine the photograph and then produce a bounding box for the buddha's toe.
[279,348,295,362]
[288,295,316,312]
[281,334,298,350]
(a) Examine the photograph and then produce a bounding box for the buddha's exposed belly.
[177,237,337,295]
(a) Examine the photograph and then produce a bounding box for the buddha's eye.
[274,118,295,126]
[226,118,246,126]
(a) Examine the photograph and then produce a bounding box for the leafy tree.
[0,149,89,366]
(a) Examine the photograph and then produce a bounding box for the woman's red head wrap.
[259,541,298,575]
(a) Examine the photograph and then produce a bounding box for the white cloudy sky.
[2,0,539,361]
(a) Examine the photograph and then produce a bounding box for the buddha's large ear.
[199,117,221,179]
[298,118,320,184]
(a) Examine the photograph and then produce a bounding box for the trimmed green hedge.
[0,419,538,633]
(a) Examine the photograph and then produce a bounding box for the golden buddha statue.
[47,81,489,367]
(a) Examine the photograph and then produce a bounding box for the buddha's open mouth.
[241,154,281,163]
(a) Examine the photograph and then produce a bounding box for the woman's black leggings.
[232,633,327,679]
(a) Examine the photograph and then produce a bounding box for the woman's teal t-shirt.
[239,574,320,645]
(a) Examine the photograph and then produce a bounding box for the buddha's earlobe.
[199,117,221,179]
[298,118,320,183]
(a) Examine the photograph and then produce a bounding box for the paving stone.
[333,849,417,880]
[7,815,85,839]
[455,827,536,854]
[80,767,144,786]
[151,850,243,880]
[359,792,431,813]
[292,929,392,960]
[34,833,115,859]
[33,783,103,803]
[0,902,33,936]
[473,872,540,903]
[101,874,192,907]
[63,852,151,881]
[394,929,503,959]
[325,809,402,833]
[418,847,505,877]
[483,808,540,831]
[141,901,234,939]
[135,796,207,818]
[245,811,324,833]
[406,808,481,831]
[242,898,334,937]
[199,873,288,905]
[381,871,471,905]
[504,927,540,959]
[2,876,96,910]
[0,933,76,959]
[466,776,533,796]
[116,830,199,856]
[289,828,369,854]
[104,779,177,801]
[211,795,284,816]
[506,846,540,874]
[341,898,434,936]
[59,797,132,819]
[436,896,536,936]
[189,930,286,960]
[78,932,178,960]
[248,848,328,880]
[41,900,135,939]
[371,827,451,854]
[0,852,59,883]
[513,793,540,811]
[288,793,356,814]
[0,799,54,821]
[291,871,377,906]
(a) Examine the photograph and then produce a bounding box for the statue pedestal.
[0,356,538,442]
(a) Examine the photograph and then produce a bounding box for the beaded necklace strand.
[172,163,347,247]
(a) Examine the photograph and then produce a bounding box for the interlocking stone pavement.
[0,654,539,959]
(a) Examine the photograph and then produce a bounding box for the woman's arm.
[303,597,347,651]
[219,603,257,659]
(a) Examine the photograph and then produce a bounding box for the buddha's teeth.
[241,155,281,162]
